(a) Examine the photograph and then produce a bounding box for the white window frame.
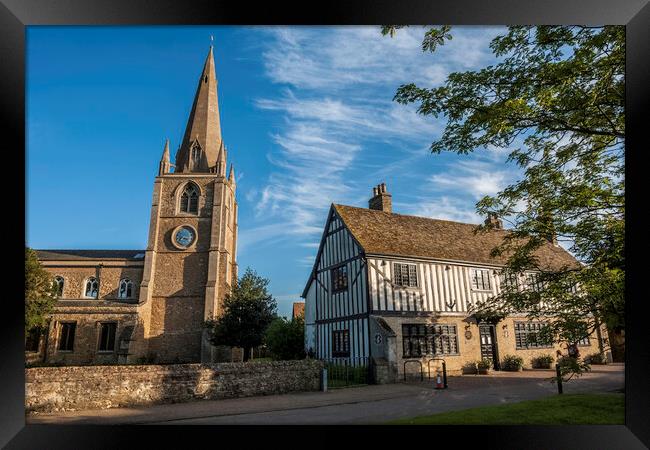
[470,268,492,291]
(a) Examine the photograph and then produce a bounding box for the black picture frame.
[4,0,648,447]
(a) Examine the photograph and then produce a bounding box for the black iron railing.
[322,357,370,388]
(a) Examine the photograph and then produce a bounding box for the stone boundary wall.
[26,359,324,414]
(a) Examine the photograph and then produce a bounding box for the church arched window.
[180,183,199,214]
[84,277,99,299]
[53,276,64,297]
[118,278,134,299]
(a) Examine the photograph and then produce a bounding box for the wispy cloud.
[429,160,512,199]
[240,26,508,257]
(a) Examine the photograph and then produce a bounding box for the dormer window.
[84,277,99,299]
[180,183,199,214]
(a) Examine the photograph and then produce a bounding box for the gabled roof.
[333,204,579,271]
[36,249,146,261]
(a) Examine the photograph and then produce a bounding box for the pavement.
[26,363,624,425]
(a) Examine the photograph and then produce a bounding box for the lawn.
[389,393,624,425]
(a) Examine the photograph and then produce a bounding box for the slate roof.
[333,204,579,271]
[36,249,146,261]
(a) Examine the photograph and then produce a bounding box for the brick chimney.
[485,212,503,229]
[369,183,392,213]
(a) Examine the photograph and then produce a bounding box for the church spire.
[159,138,171,175]
[174,45,223,173]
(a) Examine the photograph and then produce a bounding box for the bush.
[532,354,555,369]
[586,352,607,365]
[478,358,492,370]
[264,316,306,361]
[462,361,478,374]
[502,354,524,371]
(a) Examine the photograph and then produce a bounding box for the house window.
[53,276,64,297]
[402,324,427,357]
[180,183,199,214]
[393,263,418,287]
[514,322,552,349]
[471,268,491,291]
[118,279,134,299]
[525,272,544,292]
[432,324,459,355]
[332,329,350,357]
[331,266,348,293]
[58,322,76,351]
[84,277,99,299]
[98,322,117,352]
[402,324,458,357]
[577,336,590,346]
[499,272,519,291]
[25,328,41,352]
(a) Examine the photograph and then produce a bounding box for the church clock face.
[173,225,196,249]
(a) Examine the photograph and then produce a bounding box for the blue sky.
[27,25,524,318]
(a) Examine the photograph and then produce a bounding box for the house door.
[479,324,499,370]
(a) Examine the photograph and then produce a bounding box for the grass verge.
[388,393,624,425]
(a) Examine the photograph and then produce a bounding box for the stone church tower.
[134,45,238,363]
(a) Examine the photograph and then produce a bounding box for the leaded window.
[332,329,350,357]
[331,266,348,293]
[98,322,117,352]
[525,272,545,292]
[402,324,458,357]
[118,279,134,299]
[499,272,519,291]
[84,277,99,299]
[393,263,418,287]
[58,322,76,351]
[402,324,428,357]
[471,268,491,291]
[514,322,552,349]
[180,183,199,214]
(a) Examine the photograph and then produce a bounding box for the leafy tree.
[205,268,277,361]
[264,316,306,361]
[383,26,624,372]
[25,247,58,340]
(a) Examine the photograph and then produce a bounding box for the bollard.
[442,361,447,389]
[322,368,328,392]
[555,363,563,394]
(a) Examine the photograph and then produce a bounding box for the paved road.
[28,364,624,425]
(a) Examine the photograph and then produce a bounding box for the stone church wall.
[26,360,324,413]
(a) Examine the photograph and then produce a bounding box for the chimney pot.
[368,183,392,213]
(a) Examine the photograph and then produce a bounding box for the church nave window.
[84,277,99,299]
[180,183,199,214]
[118,278,134,299]
[53,276,65,297]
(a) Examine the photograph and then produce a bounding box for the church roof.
[332,204,580,271]
[174,46,223,173]
[36,249,146,261]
